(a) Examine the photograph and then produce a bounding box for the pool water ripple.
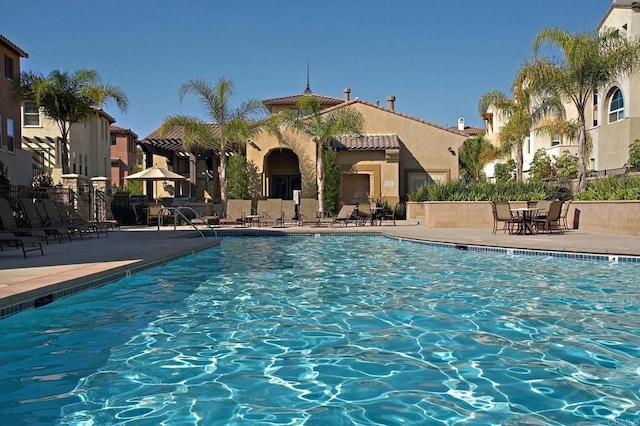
[0,236,639,425]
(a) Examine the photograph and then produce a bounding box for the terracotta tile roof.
[262,93,345,106]
[320,99,469,137]
[110,124,138,139]
[0,34,28,58]
[331,134,400,151]
[447,126,483,137]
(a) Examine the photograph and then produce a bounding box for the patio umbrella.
[124,166,186,201]
[124,166,186,181]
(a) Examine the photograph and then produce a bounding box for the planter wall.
[406,200,639,236]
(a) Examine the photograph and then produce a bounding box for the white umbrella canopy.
[124,166,186,181]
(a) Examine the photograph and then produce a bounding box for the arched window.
[609,88,624,123]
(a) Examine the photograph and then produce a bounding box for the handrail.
[156,206,218,238]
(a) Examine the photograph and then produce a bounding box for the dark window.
[111,136,117,145]
[4,55,14,79]
[24,102,40,126]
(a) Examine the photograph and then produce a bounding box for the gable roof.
[320,98,468,137]
[0,34,28,58]
[263,93,345,107]
[140,123,225,156]
[110,124,139,139]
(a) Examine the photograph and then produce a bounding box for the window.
[4,55,13,79]
[7,118,14,151]
[23,102,40,126]
[593,90,599,126]
[609,88,624,123]
[552,135,560,146]
[111,136,117,145]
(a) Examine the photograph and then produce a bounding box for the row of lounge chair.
[0,197,114,258]
[215,199,397,228]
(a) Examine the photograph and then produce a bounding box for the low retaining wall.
[406,200,639,236]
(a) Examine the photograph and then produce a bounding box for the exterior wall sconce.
[448,147,456,156]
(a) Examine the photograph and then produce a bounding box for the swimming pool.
[0,236,638,424]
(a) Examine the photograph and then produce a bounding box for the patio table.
[510,207,540,235]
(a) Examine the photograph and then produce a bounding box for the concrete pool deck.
[1,221,638,315]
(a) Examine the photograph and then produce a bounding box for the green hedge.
[575,176,640,200]
[408,181,571,202]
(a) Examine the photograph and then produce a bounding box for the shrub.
[227,154,250,199]
[409,180,570,202]
[323,148,341,215]
[575,176,640,200]
[628,138,640,170]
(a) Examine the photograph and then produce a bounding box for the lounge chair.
[354,203,371,226]
[533,200,563,234]
[39,199,96,239]
[0,198,49,244]
[19,199,72,242]
[0,232,44,259]
[333,204,357,227]
[298,198,319,226]
[55,201,109,237]
[491,201,520,234]
[281,200,296,226]
[257,199,283,227]
[219,199,250,227]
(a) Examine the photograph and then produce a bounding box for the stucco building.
[485,0,640,179]
[21,105,115,184]
[110,124,139,189]
[0,34,32,187]
[141,87,468,205]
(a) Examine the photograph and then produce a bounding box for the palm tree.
[158,78,267,213]
[15,69,128,174]
[526,27,640,191]
[478,69,563,182]
[279,95,364,217]
[458,135,495,182]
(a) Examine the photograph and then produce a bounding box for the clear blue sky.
[5,0,610,138]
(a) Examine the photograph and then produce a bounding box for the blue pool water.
[0,236,639,425]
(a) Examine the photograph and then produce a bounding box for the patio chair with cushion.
[381,204,397,226]
[532,200,552,219]
[491,201,520,234]
[533,200,563,234]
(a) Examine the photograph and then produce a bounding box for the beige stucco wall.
[22,106,113,183]
[407,200,640,236]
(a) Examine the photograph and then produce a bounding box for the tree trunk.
[219,151,228,216]
[515,141,524,182]
[316,140,325,217]
[577,107,587,192]
[61,136,70,175]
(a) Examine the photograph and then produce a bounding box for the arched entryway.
[264,148,301,199]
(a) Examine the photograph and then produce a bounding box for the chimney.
[458,117,465,131]
[344,88,351,101]
[387,95,396,110]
